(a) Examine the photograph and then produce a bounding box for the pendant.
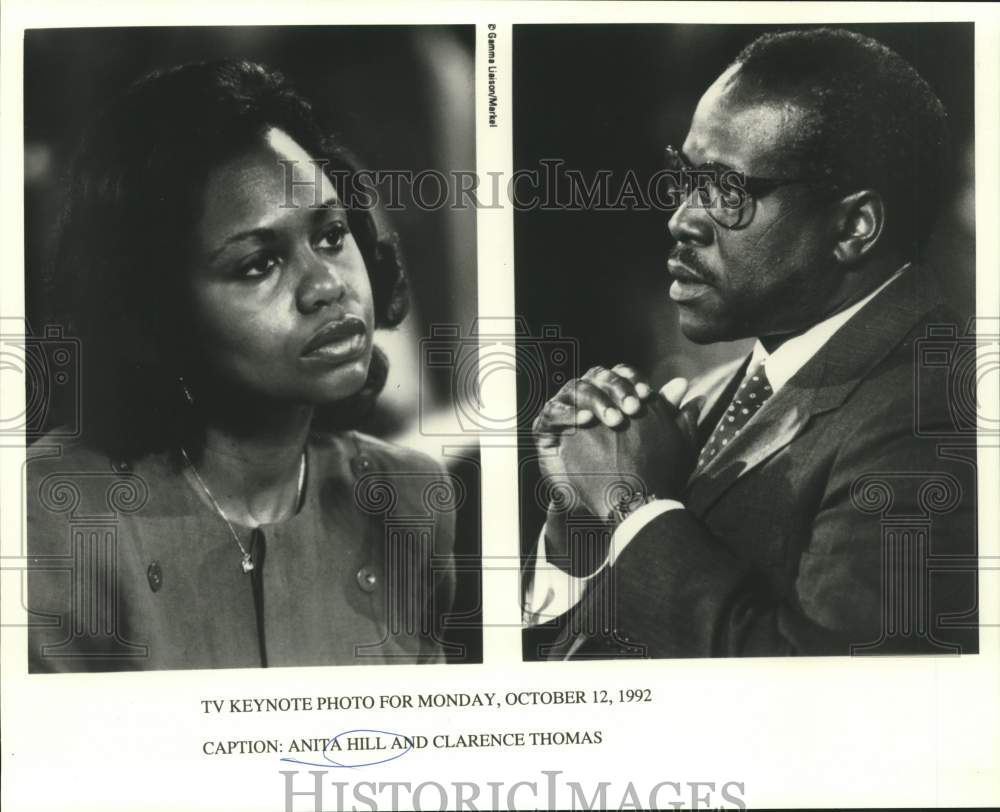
[241,553,254,574]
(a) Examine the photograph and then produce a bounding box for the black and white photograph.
[2,4,998,812]
[517,23,981,661]
[21,25,482,671]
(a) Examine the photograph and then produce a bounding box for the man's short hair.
[732,27,951,260]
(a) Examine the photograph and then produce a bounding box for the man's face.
[667,66,840,344]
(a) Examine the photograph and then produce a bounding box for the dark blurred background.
[23,25,482,662]
[513,23,976,644]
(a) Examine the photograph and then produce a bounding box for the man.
[525,28,978,658]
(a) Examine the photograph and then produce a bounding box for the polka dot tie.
[696,359,773,473]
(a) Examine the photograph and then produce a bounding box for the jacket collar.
[684,264,942,514]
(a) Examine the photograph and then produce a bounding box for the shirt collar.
[752,263,911,394]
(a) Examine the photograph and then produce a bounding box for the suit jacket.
[26,430,457,672]
[544,265,978,658]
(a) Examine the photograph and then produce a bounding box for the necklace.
[180,447,306,574]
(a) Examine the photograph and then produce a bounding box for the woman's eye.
[316,222,348,252]
[237,253,279,279]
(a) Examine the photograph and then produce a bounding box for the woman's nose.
[296,255,346,313]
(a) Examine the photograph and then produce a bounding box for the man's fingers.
[584,366,643,417]
[573,378,625,426]
[659,377,690,409]
[611,364,653,401]
[533,400,593,450]
[535,364,654,435]
[535,398,586,432]
[536,432,559,449]
[539,378,621,428]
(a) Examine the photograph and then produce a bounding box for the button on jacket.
[27,431,456,672]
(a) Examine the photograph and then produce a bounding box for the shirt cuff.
[522,526,602,626]
[607,499,686,567]
[522,499,685,626]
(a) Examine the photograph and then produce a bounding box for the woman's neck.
[182,399,314,527]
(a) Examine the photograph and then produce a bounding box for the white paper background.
[2,2,998,810]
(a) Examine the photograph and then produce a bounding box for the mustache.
[668,245,714,282]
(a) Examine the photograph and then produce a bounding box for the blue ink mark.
[280,729,412,769]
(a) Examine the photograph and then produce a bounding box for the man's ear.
[832,190,885,264]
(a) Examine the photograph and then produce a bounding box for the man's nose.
[668,198,713,245]
[296,254,346,313]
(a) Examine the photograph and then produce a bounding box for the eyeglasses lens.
[665,147,753,229]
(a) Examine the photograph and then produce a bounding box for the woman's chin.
[308,358,372,402]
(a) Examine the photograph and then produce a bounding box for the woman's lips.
[302,332,367,362]
[667,257,712,303]
[300,316,368,362]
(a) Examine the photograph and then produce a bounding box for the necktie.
[696,358,773,473]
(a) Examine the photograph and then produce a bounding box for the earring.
[179,376,195,406]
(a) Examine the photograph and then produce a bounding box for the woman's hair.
[48,59,408,461]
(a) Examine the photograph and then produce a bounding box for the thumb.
[659,377,689,409]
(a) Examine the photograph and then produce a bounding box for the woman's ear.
[832,189,885,264]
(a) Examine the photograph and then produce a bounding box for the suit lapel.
[685,377,816,514]
[684,265,941,515]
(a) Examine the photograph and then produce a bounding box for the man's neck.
[760,260,910,354]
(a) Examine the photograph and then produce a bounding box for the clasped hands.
[533,365,702,527]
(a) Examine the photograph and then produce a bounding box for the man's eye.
[316,222,348,252]
[237,253,279,279]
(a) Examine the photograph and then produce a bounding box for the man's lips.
[301,316,368,360]
[667,256,712,303]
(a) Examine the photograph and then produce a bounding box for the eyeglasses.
[664,145,836,230]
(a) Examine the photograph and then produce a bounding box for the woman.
[27,60,456,671]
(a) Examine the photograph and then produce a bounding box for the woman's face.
[187,127,375,406]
